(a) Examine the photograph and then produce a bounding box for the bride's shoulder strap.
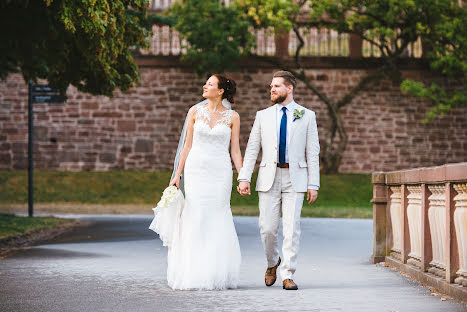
[218,108,233,126]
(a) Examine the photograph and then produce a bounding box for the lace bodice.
[192,104,233,153]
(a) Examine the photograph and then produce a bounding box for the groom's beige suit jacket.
[238,103,320,193]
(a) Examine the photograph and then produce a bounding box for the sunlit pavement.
[1,215,465,312]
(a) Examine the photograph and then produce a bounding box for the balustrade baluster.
[337,32,341,56]
[453,183,467,286]
[168,27,173,55]
[401,185,410,264]
[421,184,432,272]
[390,186,402,257]
[446,183,459,283]
[407,185,422,267]
[428,185,446,276]
[317,28,321,56]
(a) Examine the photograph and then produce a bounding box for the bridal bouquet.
[149,185,185,248]
[157,185,179,208]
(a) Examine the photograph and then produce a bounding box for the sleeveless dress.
[166,104,241,290]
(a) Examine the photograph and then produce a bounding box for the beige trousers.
[258,167,305,280]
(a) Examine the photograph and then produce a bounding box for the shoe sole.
[283,286,298,290]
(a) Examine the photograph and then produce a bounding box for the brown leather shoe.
[283,279,298,290]
[265,257,281,286]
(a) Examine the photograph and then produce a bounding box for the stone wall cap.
[372,172,386,184]
[376,162,467,185]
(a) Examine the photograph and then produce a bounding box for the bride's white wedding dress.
[152,104,241,290]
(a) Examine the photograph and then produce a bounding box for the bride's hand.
[170,176,181,190]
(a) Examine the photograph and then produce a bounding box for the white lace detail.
[195,104,233,129]
[217,109,233,126]
[195,104,211,122]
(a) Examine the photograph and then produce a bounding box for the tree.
[168,0,256,75]
[399,1,466,122]
[306,0,466,170]
[166,0,466,173]
[0,0,151,97]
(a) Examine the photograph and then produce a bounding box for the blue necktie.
[279,107,287,164]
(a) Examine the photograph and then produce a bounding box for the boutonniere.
[293,109,305,122]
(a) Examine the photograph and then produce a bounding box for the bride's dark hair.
[213,74,236,104]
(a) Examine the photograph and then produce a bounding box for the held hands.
[237,181,251,196]
[169,175,181,190]
[307,189,318,204]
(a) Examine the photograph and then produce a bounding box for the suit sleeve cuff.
[307,185,319,191]
[238,179,250,182]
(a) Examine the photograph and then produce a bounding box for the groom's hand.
[237,181,251,195]
[307,189,318,204]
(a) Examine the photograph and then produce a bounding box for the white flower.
[155,185,179,210]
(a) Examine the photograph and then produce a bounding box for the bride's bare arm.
[230,112,243,174]
[170,107,197,187]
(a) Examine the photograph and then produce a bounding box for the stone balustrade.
[372,163,467,302]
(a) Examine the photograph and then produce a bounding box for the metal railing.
[149,0,174,11]
[140,24,423,58]
[149,0,233,11]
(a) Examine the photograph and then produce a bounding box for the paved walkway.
[1,215,466,312]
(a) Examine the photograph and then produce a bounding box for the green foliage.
[309,0,423,57]
[235,0,299,31]
[0,0,150,96]
[167,0,256,76]
[309,0,466,120]
[400,1,466,119]
[401,80,467,122]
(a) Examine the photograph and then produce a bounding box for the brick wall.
[0,57,466,173]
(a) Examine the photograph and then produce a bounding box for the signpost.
[27,81,66,217]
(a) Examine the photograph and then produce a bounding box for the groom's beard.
[271,93,287,104]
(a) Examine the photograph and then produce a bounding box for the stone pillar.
[371,172,388,263]
[274,28,289,58]
[349,33,363,59]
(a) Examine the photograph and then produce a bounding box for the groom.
[238,71,320,290]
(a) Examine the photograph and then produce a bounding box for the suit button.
[275,146,277,150]
[273,161,277,164]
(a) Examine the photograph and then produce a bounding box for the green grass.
[0,170,372,218]
[0,214,70,239]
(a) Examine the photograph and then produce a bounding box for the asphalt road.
[0,215,466,312]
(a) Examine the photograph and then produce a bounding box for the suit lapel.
[268,105,278,145]
[289,104,303,144]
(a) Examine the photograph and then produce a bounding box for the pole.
[28,80,34,217]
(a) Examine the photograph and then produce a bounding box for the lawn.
[0,170,373,218]
[0,214,70,239]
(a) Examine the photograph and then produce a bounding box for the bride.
[150,74,243,290]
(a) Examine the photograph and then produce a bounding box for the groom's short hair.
[273,71,296,90]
